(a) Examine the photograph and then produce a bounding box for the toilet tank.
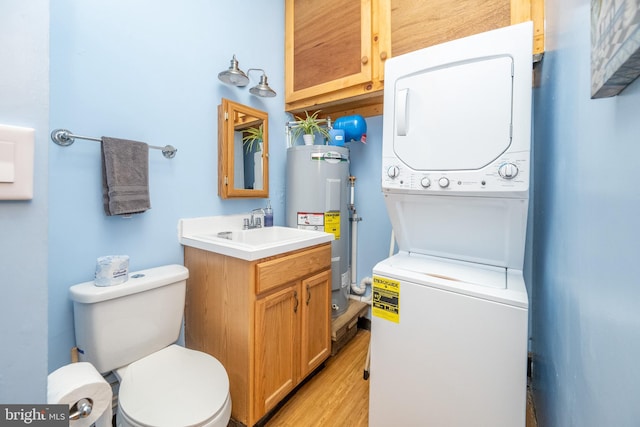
[69,264,189,374]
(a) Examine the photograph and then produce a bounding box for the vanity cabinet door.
[300,270,332,378]
[254,284,299,419]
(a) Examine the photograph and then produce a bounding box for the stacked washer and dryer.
[369,23,533,426]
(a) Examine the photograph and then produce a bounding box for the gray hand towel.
[101,137,151,216]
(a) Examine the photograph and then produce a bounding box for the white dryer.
[369,22,533,426]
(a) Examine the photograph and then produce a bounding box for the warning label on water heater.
[297,212,324,230]
[372,276,400,323]
[297,211,341,240]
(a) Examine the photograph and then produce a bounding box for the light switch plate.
[0,124,35,200]
[0,141,16,183]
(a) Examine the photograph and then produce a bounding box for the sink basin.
[199,227,322,246]
[179,218,333,261]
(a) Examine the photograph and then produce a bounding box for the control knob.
[420,177,431,188]
[438,177,450,188]
[387,165,400,178]
[498,163,519,179]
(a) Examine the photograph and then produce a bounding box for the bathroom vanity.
[179,216,333,426]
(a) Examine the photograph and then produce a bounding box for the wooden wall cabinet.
[285,0,544,118]
[184,243,332,427]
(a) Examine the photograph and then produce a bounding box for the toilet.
[69,264,231,427]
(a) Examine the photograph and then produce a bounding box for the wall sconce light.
[218,55,277,98]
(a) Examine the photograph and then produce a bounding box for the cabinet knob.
[361,56,369,65]
[306,283,311,305]
[293,290,299,313]
[380,51,388,61]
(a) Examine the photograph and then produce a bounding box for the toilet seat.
[117,345,230,427]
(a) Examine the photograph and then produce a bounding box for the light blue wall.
[47,0,288,371]
[531,0,640,425]
[47,1,391,372]
[0,0,49,402]
[349,116,394,286]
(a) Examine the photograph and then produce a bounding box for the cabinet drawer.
[256,245,331,294]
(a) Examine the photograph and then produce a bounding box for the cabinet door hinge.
[224,176,229,185]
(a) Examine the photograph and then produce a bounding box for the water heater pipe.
[350,213,359,291]
[348,176,370,300]
[348,176,356,208]
[350,181,355,209]
[349,176,358,287]
[351,230,395,305]
[352,276,371,296]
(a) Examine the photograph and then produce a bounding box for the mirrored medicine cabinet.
[218,98,269,199]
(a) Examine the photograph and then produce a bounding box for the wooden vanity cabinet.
[254,270,331,417]
[184,243,332,427]
[285,0,544,118]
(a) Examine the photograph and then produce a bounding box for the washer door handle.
[396,88,409,136]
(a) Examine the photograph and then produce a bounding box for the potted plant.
[292,110,330,145]
[242,123,264,153]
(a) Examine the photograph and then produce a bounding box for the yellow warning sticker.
[324,211,340,240]
[372,276,400,323]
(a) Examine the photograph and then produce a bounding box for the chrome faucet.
[244,208,265,229]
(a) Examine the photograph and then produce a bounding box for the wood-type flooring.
[264,329,370,427]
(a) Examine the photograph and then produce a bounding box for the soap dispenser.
[264,200,273,227]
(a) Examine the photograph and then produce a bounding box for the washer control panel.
[382,152,528,194]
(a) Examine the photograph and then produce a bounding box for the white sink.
[178,216,333,261]
[198,226,323,246]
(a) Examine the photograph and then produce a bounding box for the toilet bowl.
[69,264,231,427]
[115,345,231,427]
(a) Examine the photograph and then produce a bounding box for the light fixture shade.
[249,74,277,98]
[218,55,249,87]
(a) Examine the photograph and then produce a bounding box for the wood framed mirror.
[218,98,269,198]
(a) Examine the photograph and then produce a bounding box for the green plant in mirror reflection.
[242,123,263,153]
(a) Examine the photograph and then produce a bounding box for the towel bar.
[51,128,177,159]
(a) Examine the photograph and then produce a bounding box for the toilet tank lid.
[69,264,189,304]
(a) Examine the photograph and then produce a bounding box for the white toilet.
[70,264,231,427]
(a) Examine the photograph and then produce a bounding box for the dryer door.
[393,55,513,171]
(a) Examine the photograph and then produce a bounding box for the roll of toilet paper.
[94,255,129,287]
[48,362,113,427]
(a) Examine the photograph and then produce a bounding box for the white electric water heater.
[286,145,350,317]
